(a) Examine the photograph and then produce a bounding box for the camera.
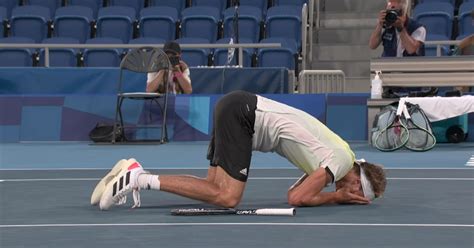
[385,9,401,26]
[169,56,180,66]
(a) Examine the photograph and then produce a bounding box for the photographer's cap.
[164,41,181,55]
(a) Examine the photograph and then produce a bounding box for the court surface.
[1,142,473,247]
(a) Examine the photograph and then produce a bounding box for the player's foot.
[99,159,147,210]
[90,159,129,205]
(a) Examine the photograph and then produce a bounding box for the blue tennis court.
[1,142,473,248]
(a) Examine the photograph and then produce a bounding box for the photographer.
[146,41,192,94]
[369,0,426,57]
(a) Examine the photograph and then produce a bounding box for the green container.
[431,115,468,143]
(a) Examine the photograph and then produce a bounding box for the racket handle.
[253,208,296,216]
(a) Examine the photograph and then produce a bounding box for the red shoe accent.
[127,162,141,171]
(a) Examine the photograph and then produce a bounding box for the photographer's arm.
[369,10,386,49]
[173,65,192,94]
[146,70,165,93]
[396,15,423,55]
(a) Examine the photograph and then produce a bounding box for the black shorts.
[207,90,257,182]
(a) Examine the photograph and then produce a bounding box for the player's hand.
[378,10,387,25]
[336,188,371,205]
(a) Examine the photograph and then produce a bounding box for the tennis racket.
[373,111,410,152]
[171,208,296,216]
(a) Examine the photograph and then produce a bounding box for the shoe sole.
[90,159,134,205]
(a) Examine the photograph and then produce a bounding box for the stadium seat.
[148,0,186,14]
[191,0,226,13]
[273,0,308,6]
[39,37,79,67]
[139,7,178,41]
[257,37,297,70]
[54,6,94,43]
[68,0,102,18]
[10,6,51,43]
[129,37,165,45]
[223,6,262,43]
[413,2,454,38]
[417,0,455,6]
[0,6,6,37]
[265,6,302,51]
[0,0,18,17]
[96,6,136,43]
[175,37,211,67]
[458,1,474,38]
[25,0,61,17]
[424,34,450,56]
[230,0,267,16]
[0,37,35,66]
[181,6,221,43]
[213,37,253,67]
[83,37,123,67]
[108,0,144,16]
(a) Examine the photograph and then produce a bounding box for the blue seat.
[83,37,123,67]
[231,0,267,16]
[0,37,35,66]
[191,0,226,13]
[223,6,262,43]
[458,1,474,37]
[175,37,210,66]
[273,0,308,6]
[417,0,455,6]
[108,0,144,16]
[213,37,253,67]
[257,37,297,70]
[39,37,79,67]
[129,37,165,45]
[413,2,453,38]
[0,0,18,16]
[181,6,221,43]
[139,7,178,41]
[424,34,450,56]
[265,6,302,51]
[96,6,136,43]
[25,0,61,16]
[10,6,51,43]
[54,6,94,43]
[148,0,186,14]
[68,0,102,18]
[0,6,6,36]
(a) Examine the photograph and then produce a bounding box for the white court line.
[466,155,474,167]
[1,177,474,182]
[0,222,472,228]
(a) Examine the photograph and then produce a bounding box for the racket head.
[373,115,410,152]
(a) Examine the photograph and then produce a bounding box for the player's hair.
[354,162,387,198]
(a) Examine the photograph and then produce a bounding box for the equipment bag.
[89,123,123,143]
[372,102,436,152]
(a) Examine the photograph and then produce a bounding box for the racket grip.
[254,208,296,216]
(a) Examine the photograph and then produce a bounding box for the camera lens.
[384,10,400,26]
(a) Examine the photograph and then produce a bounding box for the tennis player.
[94,91,387,210]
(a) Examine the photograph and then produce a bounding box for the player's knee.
[215,193,241,208]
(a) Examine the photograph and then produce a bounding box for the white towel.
[396,96,474,122]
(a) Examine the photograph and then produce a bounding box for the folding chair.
[113,47,172,143]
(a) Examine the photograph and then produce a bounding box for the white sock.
[137,174,160,190]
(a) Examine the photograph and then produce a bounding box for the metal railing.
[298,69,345,93]
[0,43,281,67]
[424,40,462,57]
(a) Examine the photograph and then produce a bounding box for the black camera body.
[169,56,180,67]
[385,9,402,26]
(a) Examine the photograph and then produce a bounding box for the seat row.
[0,36,299,70]
[0,0,308,18]
[0,5,303,51]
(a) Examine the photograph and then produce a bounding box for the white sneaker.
[90,159,129,205]
[99,159,146,210]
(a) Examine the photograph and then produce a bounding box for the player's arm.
[287,167,337,206]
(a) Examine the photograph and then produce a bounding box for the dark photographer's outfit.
[379,17,436,98]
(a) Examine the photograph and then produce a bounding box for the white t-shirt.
[252,95,355,182]
[395,26,426,57]
[146,68,191,94]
